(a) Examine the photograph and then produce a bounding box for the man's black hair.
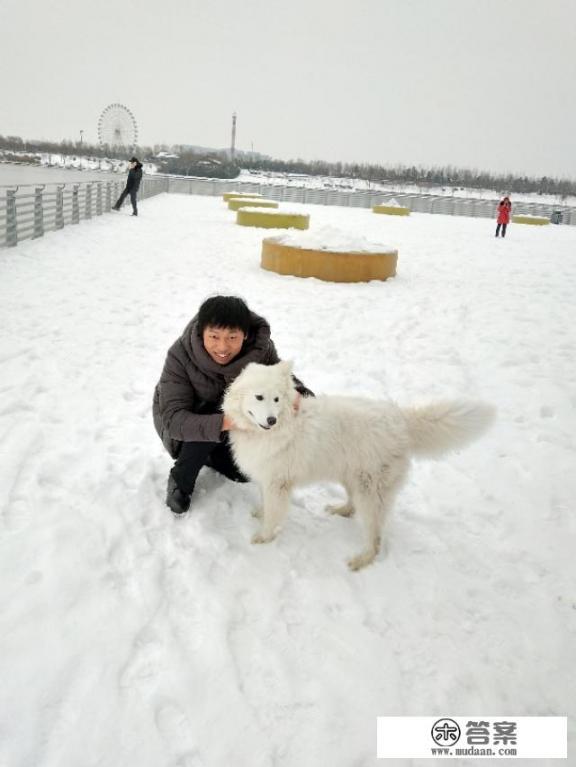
[197,296,252,335]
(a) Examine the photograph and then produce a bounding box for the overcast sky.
[1,0,575,179]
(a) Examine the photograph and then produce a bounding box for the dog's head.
[223,361,298,432]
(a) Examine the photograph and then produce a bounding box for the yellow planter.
[261,239,397,283]
[511,215,549,226]
[228,198,279,211]
[237,209,310,230]
[373,205,410,216]
[222,192,262,201]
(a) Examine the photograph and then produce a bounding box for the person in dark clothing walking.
[153,295,314,514]
[113,157,143,216]
[495,196,512,237]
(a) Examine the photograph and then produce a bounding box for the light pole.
[230,112,237,162]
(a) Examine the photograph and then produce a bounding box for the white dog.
[223,362,495,570]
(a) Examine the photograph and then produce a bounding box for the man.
[153,295,313,514]
[113,156,143,216]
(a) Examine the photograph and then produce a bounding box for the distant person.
[113,157,143,216]
[153,295,313,514]
[495,196,512,237]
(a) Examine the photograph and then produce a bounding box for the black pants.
[171,438,248,495]
[114,187,138,214]
[495,223,508,237]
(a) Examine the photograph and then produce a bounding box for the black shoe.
[132,212,138,216]
[166,475,191,514]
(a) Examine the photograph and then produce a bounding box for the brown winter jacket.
[153,312,309,457]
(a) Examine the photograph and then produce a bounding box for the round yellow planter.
[261,238,397,283]
[228,198,279,211]
[373,205,411,216]
[511,215,549,226]
[237,209,310,230]
[222,192,262,201]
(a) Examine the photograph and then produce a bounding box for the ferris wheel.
[98,103,138,148]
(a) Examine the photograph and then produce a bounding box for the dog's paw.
[347,550,377,571]
[251,507,263,519]
[326,501,355,517]
[251,532,276,545]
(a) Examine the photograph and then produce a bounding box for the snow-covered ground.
[1,194,574,766]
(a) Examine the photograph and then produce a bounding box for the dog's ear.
[277,360,294,376]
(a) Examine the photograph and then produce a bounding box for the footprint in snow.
[155,700,204,767]
[119,631,166,692]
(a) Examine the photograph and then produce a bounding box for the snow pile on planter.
[261,226,398,282]
[373,197,411,216]
[228,197,278,211]
[236,207,310,230]
[222,191,262,201]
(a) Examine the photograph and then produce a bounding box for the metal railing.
[2,172,574,249]
[158,175,576,226]
[0,176,169,247]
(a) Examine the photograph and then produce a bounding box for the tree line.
[0,135,156,161]
[1,133,574,198]
[244,156,576,199]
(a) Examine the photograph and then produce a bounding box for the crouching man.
[153,295,312,514]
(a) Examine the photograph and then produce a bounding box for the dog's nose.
[267,416,277,426]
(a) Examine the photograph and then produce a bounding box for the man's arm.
[157,347,224,442]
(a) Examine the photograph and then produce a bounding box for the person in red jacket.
[495,196,512,237]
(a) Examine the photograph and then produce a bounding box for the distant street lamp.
[80,130,84,146]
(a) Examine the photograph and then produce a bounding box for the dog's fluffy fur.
[223,362,495,570]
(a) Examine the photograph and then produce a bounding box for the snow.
[237,168,576,208]
[238,206,309,216]
[227,191,262,198]
[0,151,156,177]
[1,193,574,766]
[270,224,396,254]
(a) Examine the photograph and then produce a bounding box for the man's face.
[202,325,246,365]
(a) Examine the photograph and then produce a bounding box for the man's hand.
[222,415,235,431]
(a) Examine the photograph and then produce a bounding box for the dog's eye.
[255,394,264,401]
[274,397,279,402]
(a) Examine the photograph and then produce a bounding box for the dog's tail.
[403,399,495,459]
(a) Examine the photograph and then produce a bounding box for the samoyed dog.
[223,361,494,571]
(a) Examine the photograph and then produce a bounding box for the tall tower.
[230,112,237,161]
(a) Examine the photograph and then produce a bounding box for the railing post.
[33,186,44,239]
[96,182,102,216]
[55,186,64,229]
[6,189,17,247]
[105,182,112,212]
[85,183,92,219]
[72,185,80,224]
